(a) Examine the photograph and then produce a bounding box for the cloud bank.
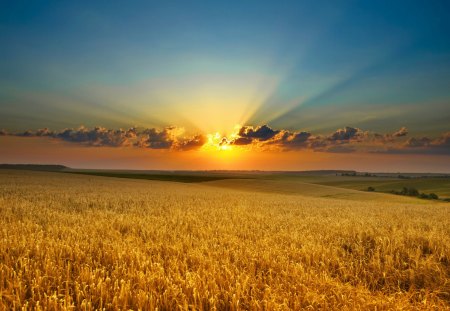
[3,125,449,155]
[228,125,449,155]
[6,126,206,151]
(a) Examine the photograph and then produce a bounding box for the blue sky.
[1,0,449,135]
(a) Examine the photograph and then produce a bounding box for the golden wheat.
[0,170,449,310]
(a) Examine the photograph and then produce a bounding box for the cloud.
[229,125,280,146]
[55,126,132,147]
[433,132,450,149]
[329,126,365,141]
[3,125,209,151]
[227,124,448,155]
[136,126,205,150]
[137,127,176,149]
[3,124,449,155]
[36,128,54,136]
[405,137,432,148]
[16,130,36,137]
[392,126,408,137]
[231,125,319,151]
[177,134,207,151]
[389,132,450,155]
[273,130,312,148]
[230,137,253,145]
[238,125,280,141]
[376,127,409,142]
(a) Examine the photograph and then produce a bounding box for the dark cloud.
[15,126,207,151]
[229,124,449,155]
[309,138,328,149]
[134,127,205,151]
[231,125,370,152]
[177,135,207,151]
[138,127,175,149]
[238,125,279,141]
[231,137,253,145]
[329,126,364,141]
[230,126,315,149]
[55,127,132,147]
[6,126,171,148]
[280,131,312,147]
[219,137,229,146]
[125,127,138,139]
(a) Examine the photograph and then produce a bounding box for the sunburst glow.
[201,125,242,153]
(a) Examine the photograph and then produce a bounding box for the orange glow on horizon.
[1,135,449,173]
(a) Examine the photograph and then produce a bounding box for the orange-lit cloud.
[3,125,450,155]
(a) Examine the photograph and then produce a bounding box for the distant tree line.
[341,172,450,179]
[341,172,377,177]
[0,164,68,171]
[366,186,446,201]
[390,187,440,200]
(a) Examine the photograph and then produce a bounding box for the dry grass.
[0,170,449,310]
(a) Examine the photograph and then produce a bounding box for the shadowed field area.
[0,170,449,309]
[67,171,244,183]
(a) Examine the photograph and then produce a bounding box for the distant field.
[204,178,428,203]
[67,171,245,183]
[310,176,450,199]
[212,174,450,200]
[62,169,450,200]
[0,170,449,309]
[263,175,450,199]
[3,166,448,200]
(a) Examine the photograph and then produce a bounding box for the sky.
[0,0,449,171]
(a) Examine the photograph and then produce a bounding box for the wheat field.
[0,170,449,310]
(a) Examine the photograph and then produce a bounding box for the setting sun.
[202,126,241,153]
[219,144,232,151]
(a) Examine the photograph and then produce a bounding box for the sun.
[203,132,231,151]
[196,127,246,168]
[200,125,243,154]
[219,144,232,151]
